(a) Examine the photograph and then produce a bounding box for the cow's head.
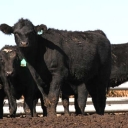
[0,18,47,48]
[0,46,20,76]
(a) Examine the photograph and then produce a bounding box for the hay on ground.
[107,90,128,97]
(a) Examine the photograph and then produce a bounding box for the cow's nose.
[21,42,28,46]
[6,71,12,76]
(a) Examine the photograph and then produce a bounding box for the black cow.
[110,43,128,87]
[0,18,111,116]
[0,55,16,118]
[61,30,109,115]
[0,45,47,118]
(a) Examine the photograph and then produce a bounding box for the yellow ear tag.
[20,59,27,67]
[37,30,43,35]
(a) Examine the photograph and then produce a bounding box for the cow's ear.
[0,24,13,35]
[34,24,47,35]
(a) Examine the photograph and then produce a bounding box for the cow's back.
[41,29,111,83]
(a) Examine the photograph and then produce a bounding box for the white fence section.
[3,83,128,115]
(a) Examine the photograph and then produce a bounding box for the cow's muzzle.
[20,42,29,47]
[6,71,13,76]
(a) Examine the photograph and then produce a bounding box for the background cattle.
[0,18,111,116]
[0,54,16,118]
[0,45,47,118]
[110,43,128,87]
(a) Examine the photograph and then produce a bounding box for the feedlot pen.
[3,83,128,116]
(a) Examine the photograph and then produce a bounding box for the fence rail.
[3,83,128,115]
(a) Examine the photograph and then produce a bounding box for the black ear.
[34,24,47,35]
[0,24,13,35]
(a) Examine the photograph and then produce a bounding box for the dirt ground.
[1,113,128,128]
[2,90,128,128]
[1,89,128,128]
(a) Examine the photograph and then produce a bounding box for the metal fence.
[3,83,128,115]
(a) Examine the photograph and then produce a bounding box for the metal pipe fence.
[3,83,128,115]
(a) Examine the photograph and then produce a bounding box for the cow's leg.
[32,99,38,117]
[62,94,70,116]
[94,64,110,115]
[76,83,88,115]
[92,77,107,115]
[0,89,5,119]
[47,74,62,116]
[96,84,106,115]
[86,80,98,114]
[8,99,17,118]
[26,63,49,104]
[90,85,106,115]
[24,97,35,117]
[23,102,31,117]
[4,82,17,117]
[40,97,47,117]
[74,94,79,114]
[87,79,107,115]
[30,98,47,117]
[74,95,85,115]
